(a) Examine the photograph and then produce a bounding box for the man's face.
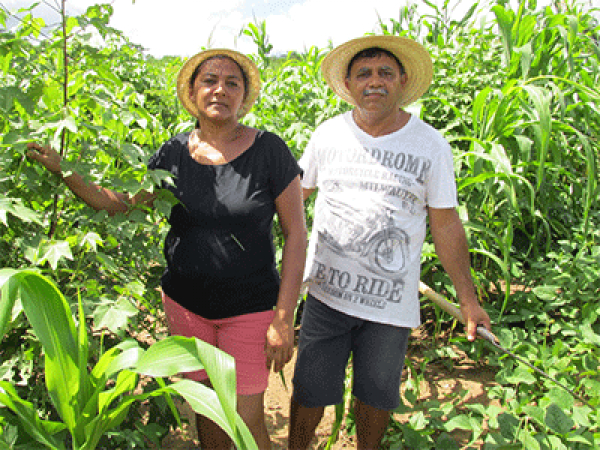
[344,54,407,113]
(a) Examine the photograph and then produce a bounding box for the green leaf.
[0,268,18,337]
[78,232,103,252]
[547,387,574,411]
[545,403,574,435]
[0,381,66,450]
[93,296,138,333]
[169,379,258,450]
[532,285,559,301]
[6,271,80,431]
[504,364,537,385]
[444,414,473,431]
[498,413,520,440]
[37,241,74,270]
[518,428,540,450]
[0,198,42,226]
[135,336,239,438]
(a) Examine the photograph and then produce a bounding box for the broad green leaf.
[91,340,141,381]
[135,335,238,435]
[170,379,258,450]
[6,271,80,431]
[135,335,211,377]
[93,296,138,333]
[518,429,540,450]
[547,387,574,411]
[0,381,66,450]
[498,413,519,440]
[532,285,560,301]
[521,405,545,427]
[444,414,473,431]
[0,198,42,226]
[0,268,18,337]
[77,231,103,252]
[37,241,74,270]
[98,370,138,413]
[545,403,574,435]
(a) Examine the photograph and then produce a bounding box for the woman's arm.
[27,142,156,216]
[265,175,307,373]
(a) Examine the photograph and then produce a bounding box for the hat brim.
[177,49,261,119]
[321,35,433,108]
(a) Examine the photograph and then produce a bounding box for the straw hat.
[177,48,261,119]
[321,35,433,108]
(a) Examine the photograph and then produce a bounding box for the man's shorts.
[162,292,275,396]
[292,293,410,410]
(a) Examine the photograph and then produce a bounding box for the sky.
[3,0,488,57]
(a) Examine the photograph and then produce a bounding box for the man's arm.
[428,207,491,341]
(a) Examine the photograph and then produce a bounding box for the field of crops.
[1,1,599,448]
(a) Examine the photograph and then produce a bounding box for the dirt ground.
[156,328,498,450]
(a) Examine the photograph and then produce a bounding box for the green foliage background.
[1,0,599,448]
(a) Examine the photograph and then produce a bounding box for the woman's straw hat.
[177,48,261,119]
[321,35,433,108]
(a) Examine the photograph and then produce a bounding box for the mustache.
[363,87,388,96]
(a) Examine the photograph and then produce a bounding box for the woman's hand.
[26,142,62,175]
[265,316,295,373]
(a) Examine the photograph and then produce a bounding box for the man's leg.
[351,323,410,449]
[288,295,356,449]
[288,398,325,450]
[354,398,391,450]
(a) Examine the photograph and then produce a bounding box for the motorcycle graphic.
[318,196,410,277]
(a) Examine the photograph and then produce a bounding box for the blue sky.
[3,0,561,58]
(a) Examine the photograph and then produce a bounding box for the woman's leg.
[237,391,271,450]
[195,388,270,450]
[196,413,232,450]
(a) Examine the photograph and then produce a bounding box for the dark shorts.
[292,294,410,410]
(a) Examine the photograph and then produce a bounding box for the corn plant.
[0,269,258,450]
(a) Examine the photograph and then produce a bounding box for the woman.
[27,48,307,450]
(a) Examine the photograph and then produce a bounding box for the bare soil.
[155,326,499,450]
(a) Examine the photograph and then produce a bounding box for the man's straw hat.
[177,48,261,119]
[321,35,433,108]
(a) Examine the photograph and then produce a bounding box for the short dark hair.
[346,47,406,78]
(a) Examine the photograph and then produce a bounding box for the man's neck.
[351,108,411,137]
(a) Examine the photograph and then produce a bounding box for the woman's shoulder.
[253,128,289,150]
[148,132,191,168]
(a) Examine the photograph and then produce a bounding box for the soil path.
[158,336,498,449]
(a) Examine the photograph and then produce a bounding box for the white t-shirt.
[299,111,458,328]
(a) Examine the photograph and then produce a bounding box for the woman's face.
[188,57,247,122]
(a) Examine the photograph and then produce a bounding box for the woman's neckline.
[187,126,260,166]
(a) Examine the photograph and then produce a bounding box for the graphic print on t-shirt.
[317,192,409,277]
[301,112,458,327]
[309,143,434,312]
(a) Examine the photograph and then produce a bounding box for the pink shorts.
[162,292,275,395]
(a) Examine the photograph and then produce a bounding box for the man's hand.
[460,299,492,342]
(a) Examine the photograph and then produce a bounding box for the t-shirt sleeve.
[146,135,185,190]
[147,138,174,172]
[298,133,318,189]
[266,132,302,199]
[426,138,458,208]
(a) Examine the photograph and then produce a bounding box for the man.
[288,35,492,450]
